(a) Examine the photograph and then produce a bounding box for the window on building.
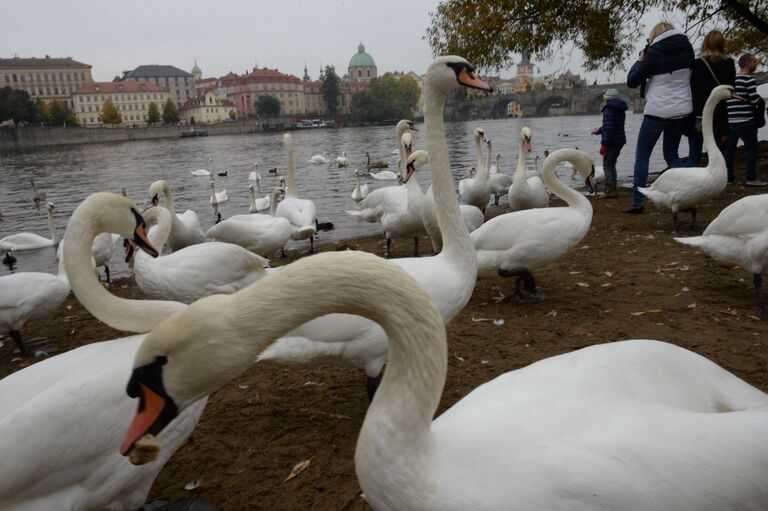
[46,87,51,95]
[3,75,7,83]
[357,70,362,78]
[44,73,49,81]
[164,77,169,86]
[79,96,83,102]
[367,69,371,78]
[88,106,92,112]
[80,73,85,81]
[66,73,71,81]
[54,87,59,95]
[59,73,64,81]
[81,107,85,113]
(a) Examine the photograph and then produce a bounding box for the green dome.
[349,43,376,68]
[191,60,202,76]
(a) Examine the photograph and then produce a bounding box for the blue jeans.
[687,129,728,167]
[725,121,758,182]
[631,115,688,205]
[602,143,623,183]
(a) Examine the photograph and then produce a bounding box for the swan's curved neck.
[269,192,279,216]
[514,137,528,183]
[286,141,298,198]
[162,252,446,463]
[62,202,185,333]
[702,92,725,170]
[249,188,256,209]
[354,173,362,193]
[424,83,475,262]
[47,207,59,244]
[541,150,591,213]
[161,185,176,215]
[142,208,171,257]
[474,135,487,180]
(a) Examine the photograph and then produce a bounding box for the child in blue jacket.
[592,89,627,198]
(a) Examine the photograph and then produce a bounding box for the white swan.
[638,85,736,231]
[189,161,211,177]
[148,180,205,252]
[508,127,549,211]
[209,180,229,205]
[249,184,271,213]
[258,57,488,395]
[336,151,349,167]
[0,256,69,356]
[0,193,206,511]
[0,202,59,252]
[206,188,293,258]
[122,253,768,511]
[473,148,594,302]
[486,140,512,206]
[350,169,369,202]
[346,129,427,257]
[369,169,399,180]
[135,206,269,303]
[277,134,317,252]
[58,231,120,283]
[309,151,330,164]
[458,127,491,211]
[248,168,262,190]
[675,193,768,319]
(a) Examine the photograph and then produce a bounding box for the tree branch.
[721,0,768,34]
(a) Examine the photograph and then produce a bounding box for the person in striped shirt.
[725,54,764,186]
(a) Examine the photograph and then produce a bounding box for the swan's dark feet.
[309,237,315,254]
[755,274,767,320]
[499,268,547,303]
[104,265,111,284]
[757,303,768,320]
[385,238,392,259]
[366,373,383,402]
[280,247,287,259]
[9,330,29,356]
[412,237,420,257]
[494,195,500,206]
[515,291,548,303]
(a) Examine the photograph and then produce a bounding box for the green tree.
[147,102,161,124]
[100,99,122,125]
[162,98,180,124]
[350,74,420,124]
[0,86,36,124]
[320,65,340,117]
[255,95,281,118]
[49,100,78,126]
[34,99,52,125]
[426,0,768,71]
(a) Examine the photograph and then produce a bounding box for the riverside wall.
[0,117,292,152]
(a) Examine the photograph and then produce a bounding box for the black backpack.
[754,96,766,128]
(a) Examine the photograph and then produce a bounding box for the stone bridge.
[447,71,768,121]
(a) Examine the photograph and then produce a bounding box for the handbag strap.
[700,57,720,85]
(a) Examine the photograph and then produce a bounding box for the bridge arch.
[536,95,571,116]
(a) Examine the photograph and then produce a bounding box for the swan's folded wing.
[704,195,768,237]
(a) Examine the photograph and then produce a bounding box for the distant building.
[120,65,195,106]
[348,43,377,83]
[191,60,202,81]
[232,67,305,117]
[180,88,236,124]
[0,55,93,109]
[72,81,169,126]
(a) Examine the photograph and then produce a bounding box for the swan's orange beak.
[458,68,493,92]
[408,122,419,132]
[120,384,166,457]
[151,195,159,207]
[525,139,532,152]
[133,223,159,258]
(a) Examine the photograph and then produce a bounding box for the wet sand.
[2,143,767,510]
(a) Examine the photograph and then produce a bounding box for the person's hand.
[599,143,607,156]
[591,128,600,135]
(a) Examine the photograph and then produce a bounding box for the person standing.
[592,89,627,198]
[687,30,736,166]
[725,54,765,186]
[624,22,695,214]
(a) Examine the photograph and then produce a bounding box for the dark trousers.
[725,120,758,182]
[631,115,688,205]
[602,143,623,183]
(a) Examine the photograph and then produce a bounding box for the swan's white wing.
[0,233,54,251]
[277,197,316,230]
[91,233,120,266]
[206,216,291,256]
[0,272,68,331]
[0,336,207,510]
[703,195,768,237]
[426,340,768,509]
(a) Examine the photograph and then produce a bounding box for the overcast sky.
[3,0,683,85]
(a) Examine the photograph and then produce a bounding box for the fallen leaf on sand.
[630,312,646,316]
[602,283,612,287]
[284,459,312,483]
[687,303,697,309]
[718,309,739,317]
[492,319,505,326]
[647,309,663,313]
[545,310,557,317]
[576,282,589,288]
[748,315,762,321]
[604,271,613,278]
[492,292,505,303]
[453,354,465,362]
[569,271,582,275]
[184,480,201,491]
[472,317,492,322]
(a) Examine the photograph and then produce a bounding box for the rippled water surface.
[2,113,764,277]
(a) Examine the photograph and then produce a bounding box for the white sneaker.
[745,180,768,187]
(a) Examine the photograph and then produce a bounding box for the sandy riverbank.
[2,143,767,509]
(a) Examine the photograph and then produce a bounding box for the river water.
[2,113,766,277]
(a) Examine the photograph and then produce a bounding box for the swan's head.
[474,127,485,142]
[521,127,532,152]
[249,184,256,196]
[550,149,595,193]
[711,84,738,102]
[47,202,55,213]
[354,169,361,177]
[272,187,285,200]
[279,176,286,187]
[396,119,419,133]
[404,150,428,183]
[401,132,414,158]
[148,180,169,207]
[70,192,159,263]
[468,166,476,177]
[427,56,493,96]
[283,133,293,150]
